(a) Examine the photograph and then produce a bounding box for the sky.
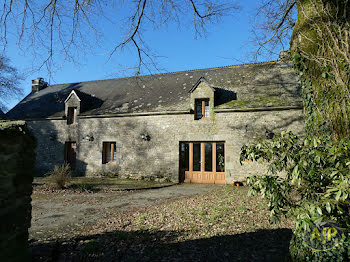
[3,1,286,112]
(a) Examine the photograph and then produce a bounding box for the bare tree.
[0,0,238,75]
[0,56,22,112]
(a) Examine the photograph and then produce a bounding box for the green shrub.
[46,163,71,189]
[240,131,349,261]
[289,231,349,262]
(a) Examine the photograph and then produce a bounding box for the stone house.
[6,56,305,184]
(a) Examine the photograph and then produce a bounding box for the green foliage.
[241,131,350,260]
[46,163,71,189]
[289,231,349,262]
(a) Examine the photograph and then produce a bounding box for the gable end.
[188,77,216,93]
[64,90,81,103]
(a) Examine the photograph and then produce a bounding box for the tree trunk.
[290,0,350,139]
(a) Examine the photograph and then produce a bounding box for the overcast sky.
[4,0,286,111]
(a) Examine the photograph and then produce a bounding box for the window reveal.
[102,142,117,164]
[204,100,209,118]
[67,107,77,125]
[195,99,210,120]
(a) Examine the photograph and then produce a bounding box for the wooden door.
[64,142,77,170]
[180,142,226,184]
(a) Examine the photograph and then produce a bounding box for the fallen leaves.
[30,185,294,261]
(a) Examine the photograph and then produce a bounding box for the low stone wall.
[0,121,36,262]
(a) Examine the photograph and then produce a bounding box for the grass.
[79,186,293,260]
[30,185,294,261]
[33,177,175,191]
[105,186,291,237]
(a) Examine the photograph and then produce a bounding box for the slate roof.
[6,60,302,120]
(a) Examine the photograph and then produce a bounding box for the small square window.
[195,99,210,120]
[67,107,77,125]
[102,142,117,164]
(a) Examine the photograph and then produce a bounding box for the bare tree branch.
[0,0,238,77]
[0,56,22,111]
[249,0,297,61]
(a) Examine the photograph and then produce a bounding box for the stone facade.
[28,107,304,183]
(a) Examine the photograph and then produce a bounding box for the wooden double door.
[179,142,226,184]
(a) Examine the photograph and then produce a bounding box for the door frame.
[64,141,77,170]
[179,141,226,184]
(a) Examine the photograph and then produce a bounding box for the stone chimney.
[32,78,48,93]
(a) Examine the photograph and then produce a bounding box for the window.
[102,142,116,164]
[216,143,225,172]
[67,107,77,125]
[195,99,210,120]
[180,143,189,171]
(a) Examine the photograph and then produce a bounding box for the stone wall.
[0,121,36,262]
[28,108,304,183]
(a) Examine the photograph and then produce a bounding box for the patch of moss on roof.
[6,61,301,119]
[215,96,301,109]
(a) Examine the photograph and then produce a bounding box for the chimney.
[32,77,48,93]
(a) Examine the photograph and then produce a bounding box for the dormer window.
[67,107,77,125]
[195,99,210,120]
[189,77,215,121]
[65,90,81,125]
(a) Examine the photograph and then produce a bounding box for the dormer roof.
[64,90,81,103]
[188,77,216,93]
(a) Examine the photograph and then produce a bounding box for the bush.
[289,231,349,262]
[46,163,71,189]
[240,131,349,261]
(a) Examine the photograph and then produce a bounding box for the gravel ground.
[29,185,294,262]
[30,183,219,241]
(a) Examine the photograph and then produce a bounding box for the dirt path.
[30,184,219,241]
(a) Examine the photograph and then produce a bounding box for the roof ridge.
[48,60,278,87]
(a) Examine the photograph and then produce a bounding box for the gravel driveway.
[30,184,219,241]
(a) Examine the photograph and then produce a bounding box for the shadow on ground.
[30,228,292,262]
